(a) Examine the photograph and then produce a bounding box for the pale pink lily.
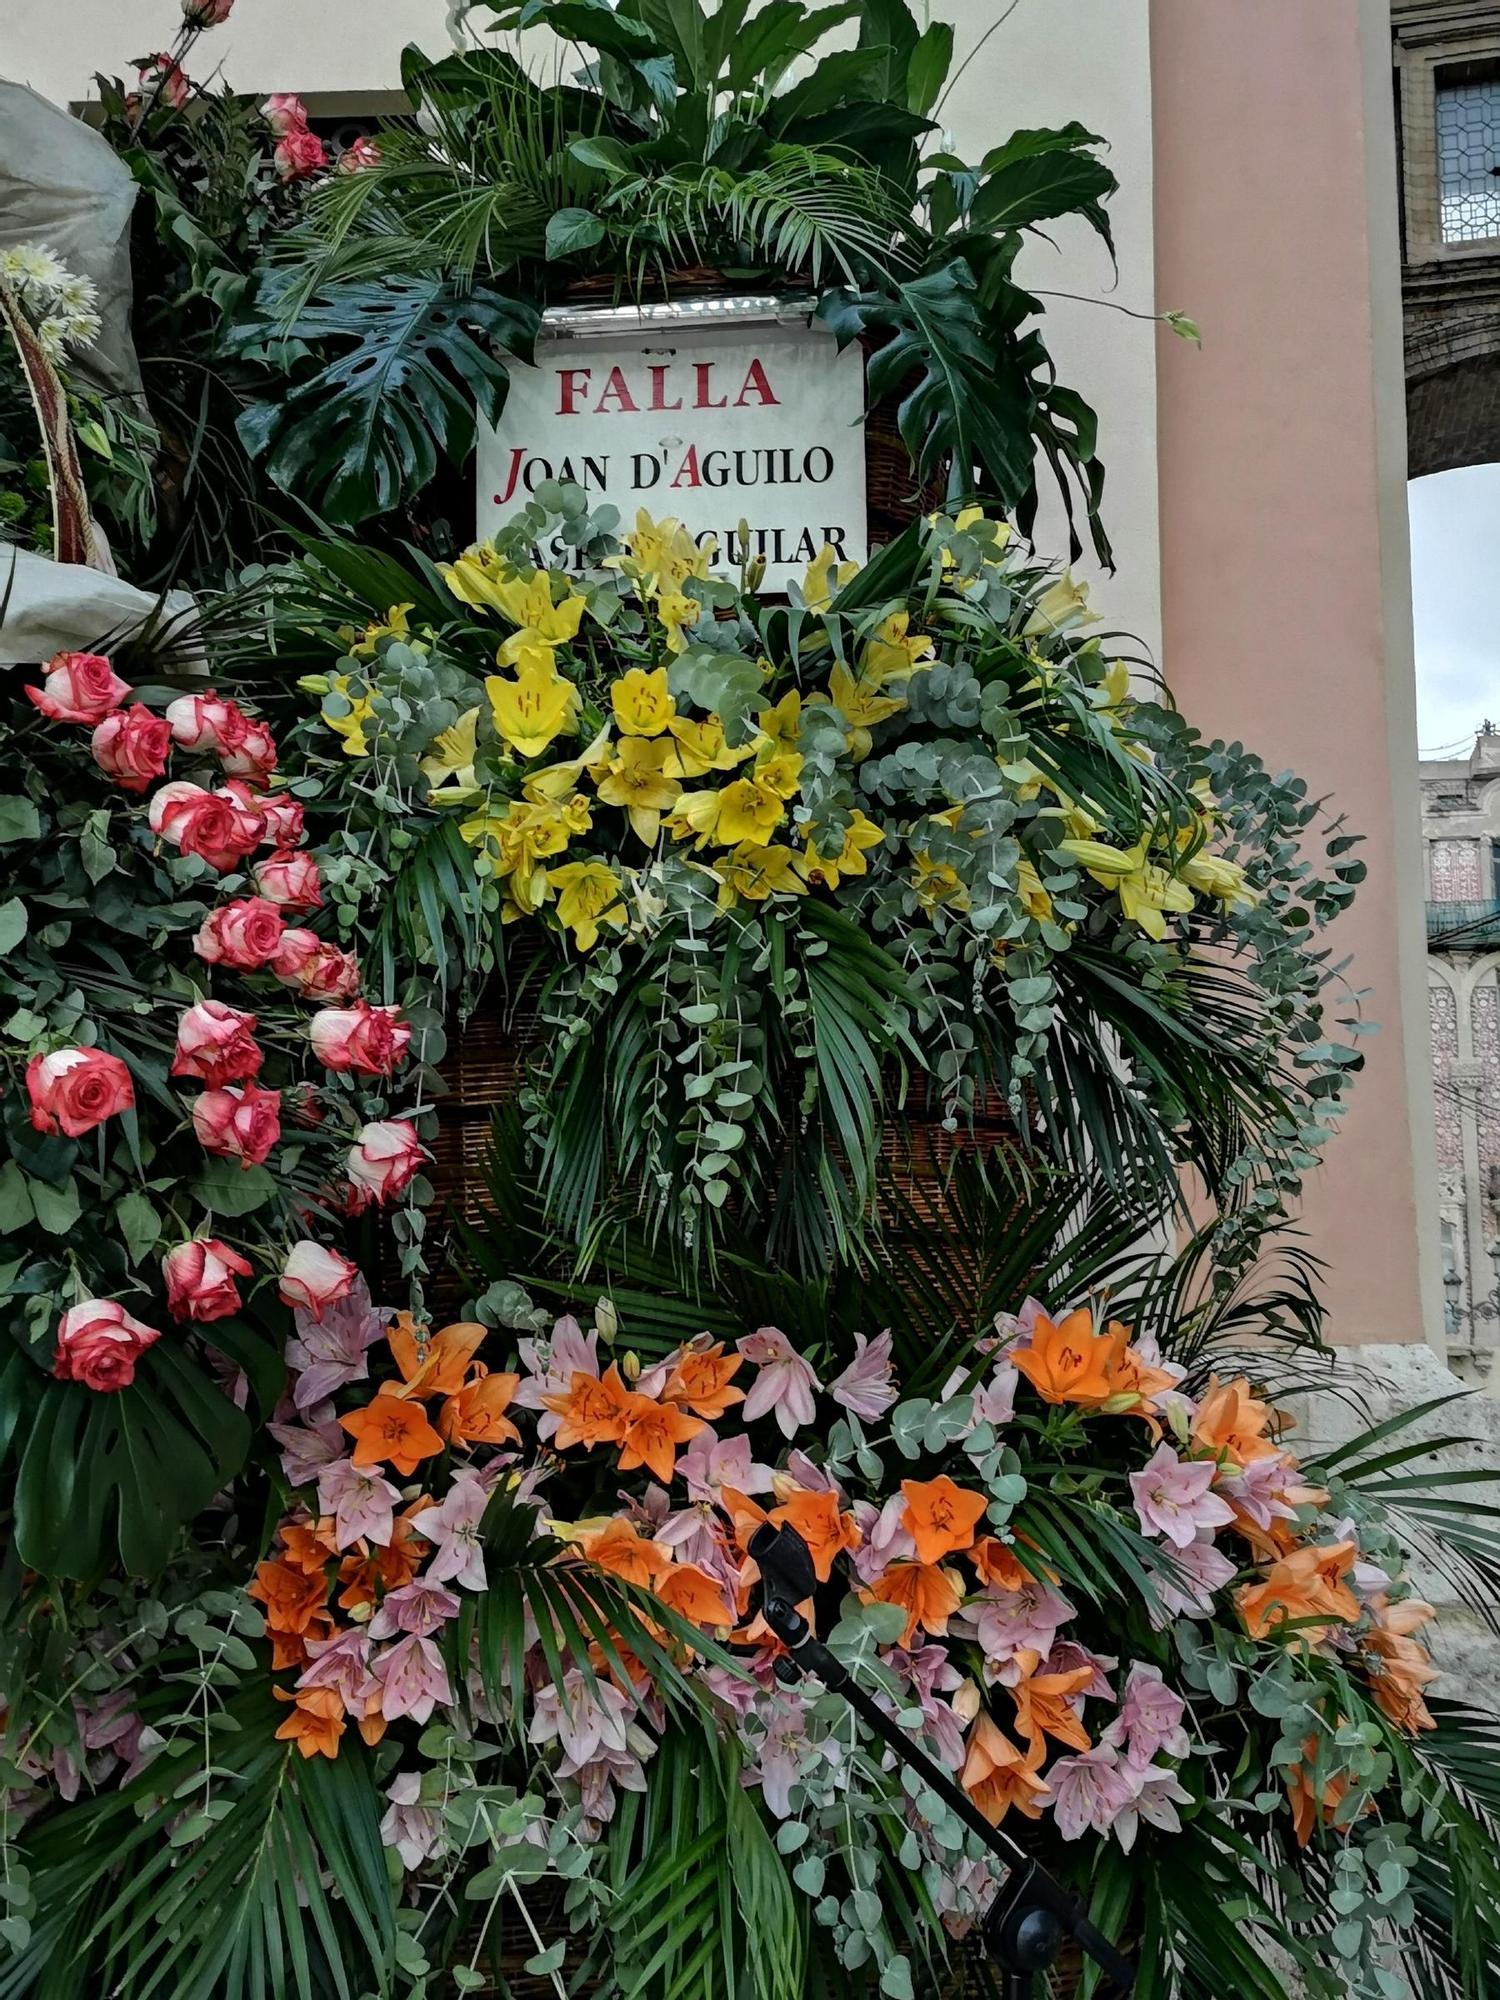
[677,1429,774,1503]
[373,1634,451,1723]
[317,1456,399,1548]
[737,1327,821,1438]
[1046,1745,1139,1841]
[285,1278,387,1409]
[514,1315,600,1439]
[269,1415,345,1488]
[1110,1761,1193,1852]
[849,1493,916,1582]
[297,1628,377,1713]
[368,1576,460,1639]
[1151,1530,1237,1624]
[967,1582,1074,1673]
[381,1771,443,1870]
[1102,1663,1190,1766]
[411,1470,488,1590]
[1129,1443,1235,1549]
[828,1329,897,1421]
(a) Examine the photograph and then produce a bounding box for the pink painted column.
[1150,0,1443,1344]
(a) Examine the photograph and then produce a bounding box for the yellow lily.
[715,842,806,908]
[821,660,906,761]
[664,715,755,779]
[909,847,969,912]
[663,788,725,849]
[611,666,675,737]
[523,726,613,804]
[715,775,787,846]
[801,542,860,612]
[860,610,935,685]
[655,588,703,654]
[322,675,378,759]
[549,860,627,951]
[348,602,417,659]
[1059,837,1194,942]
[595,737,683,845]
[1179,851,1260,909]
[1014,857,1053,921]
[485,663,580,760]
[753,748,803,801]
[795,809,886,890]
[420,706,481,803]
[1023,569,1101,638]
[756,689,803,756]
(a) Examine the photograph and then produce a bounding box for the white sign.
[477,317,868,593]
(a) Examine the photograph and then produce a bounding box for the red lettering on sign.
[693,362,728,410]
[648,364,682,412]
[670,444,703,489]
[734,358,778,407]
[556,368,592,416]
[597,366,639,414]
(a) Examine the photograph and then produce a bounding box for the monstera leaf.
[237,275,539,527]
[5,1337,260,1578]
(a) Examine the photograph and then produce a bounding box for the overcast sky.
[1408,466,1500,757]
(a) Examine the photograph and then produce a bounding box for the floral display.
[3,3,1498,1998]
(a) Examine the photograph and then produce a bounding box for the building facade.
[1425,729,1500,1373]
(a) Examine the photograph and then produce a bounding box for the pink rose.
[171,999,262,1086]
[258,795,306,848]
[162,1238,252,1322]
[338,136,380,173]
[254,850,323,911]
[91,707,173,793]
[274,129,327,181]
[183,0,234,22]
[191,1081,281,1167]
[309,1002,411,1076]
[346,1120,424,1210]
[148,781,265,871]
[164,692,247,755]
[54,1300,161,1393]
[25,651,130,724]
[272,930,359,1000]
[261,91,309,135]
[219,719,277,782]
[137,55,190,108]
[279,1240,359,1318]
[26,1047,134,1138]
[194,897,287,970]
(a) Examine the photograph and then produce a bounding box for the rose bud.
[338,136,380,173]
[254,849,322,911]
[183,0,234,23]
[191,1080,281,1168]
[273,129,327,181]
[309,1001,411,1076]
[261,91,310,136]
[220,717,278,782]
[281,1083,327,1129]
[53,1300,161,1392]
[171,999,262,1086]
[346,1119,425,1210]
[26,1047,134,1138]
[194,897,287,970]
[258,795,306,848]
[164,692,248,755]
[148,781,265,871]
[278,1239,358,1318]
[25,651,131,724]
[162,1238,252,1322]
[272,930,359,1001]
[91,707,173,792]
[137,54,190,107]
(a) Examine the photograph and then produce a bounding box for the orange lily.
[1100,1321,1177,1415]
[274,1684,345,1760]
[1237,1541,1360,1645]
[439,1367,522,1448]
[575,1517,674,1589]
[900,1476,989,1565]
[655,1561,735,1630]
[617,1392,705,1483]
[769,1487,861,1582]
[544,1364,635,1450]
[340,1392,445,1476]
[719,1486,771,1554]
[278,1519,340,1576]
[969,1536,1037,1590]
[1283,1735,1355,1846]
[662,1342,745,1420]
[1010,1663,1094,1755]
[388,1316,487,1399]
[866,1561,963,1646]
[1364,1597,1438,1733]
[961,1714,1050,1826]
[1192,1375,1279,1466]
[1011,1308,1119,1407]
[248,1557,330,1636]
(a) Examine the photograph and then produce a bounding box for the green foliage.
[241,0,1115,553]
